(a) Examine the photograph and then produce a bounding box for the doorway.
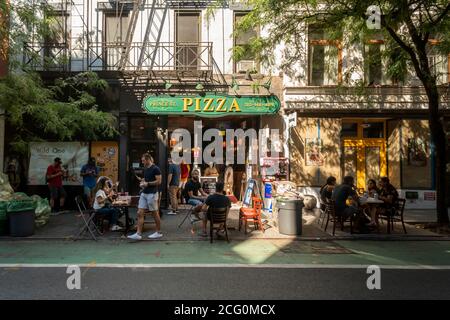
[341,119,387,189]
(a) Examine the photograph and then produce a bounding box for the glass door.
[342,139,386,190]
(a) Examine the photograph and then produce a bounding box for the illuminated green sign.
[142,94,281,117]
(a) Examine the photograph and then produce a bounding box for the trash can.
[0,201,7,236]
[277,198,304,235]
[8,210,35,237]
[7,200,36,237]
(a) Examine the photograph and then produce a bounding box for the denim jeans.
[96,207,119,225]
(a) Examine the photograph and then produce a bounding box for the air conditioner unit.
[236,60,256,74]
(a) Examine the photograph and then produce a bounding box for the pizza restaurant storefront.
[119,94,282,200]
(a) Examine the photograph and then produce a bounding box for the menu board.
[200,176,218,194]
[90,141,119,183]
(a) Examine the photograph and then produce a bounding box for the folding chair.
[177,203,199,229]
[75,195,102,241]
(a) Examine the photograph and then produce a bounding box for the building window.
[103,14,129,68]
[234,12,258,74]
[43,12,69,69]
[427,39,449,85]
[308,26,342,86]
[341,122,358,138]
[104,14,129,43]
[176,11,201,70]
[362,122,384,138]
[45,13,69,45]
[364,40,391,86]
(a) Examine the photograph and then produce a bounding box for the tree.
[0,1,118,156]
[0,71,118,155]
[235,0,450,224]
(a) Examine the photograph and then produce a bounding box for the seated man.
[332,176,360,219]
[198,182,231,237]
[183,169,208,216]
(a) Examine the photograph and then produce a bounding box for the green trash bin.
[0,201,7,236]
[277,198,304,235]
[7,200,36,237]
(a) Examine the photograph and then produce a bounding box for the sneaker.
[198,231,208,237]
[111,225,123,231]
[166,211,177,215]
[148,232,163,239]
[127,233,142,240]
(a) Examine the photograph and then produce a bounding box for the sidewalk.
[0,206,447,241]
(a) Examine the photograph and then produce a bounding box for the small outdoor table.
[112,197,138,235]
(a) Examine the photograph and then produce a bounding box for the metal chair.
[75,195,102,241]
[177,203,199,229]
[379,198,407,234]
[207,206,230,243]
[323,200,353,235]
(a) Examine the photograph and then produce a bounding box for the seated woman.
[93,177,123,232]
[367,179,380,198]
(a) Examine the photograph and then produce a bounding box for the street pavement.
[1,266,450,299]
[0,239,449,299]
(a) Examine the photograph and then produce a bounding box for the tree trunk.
[425,85,449,224]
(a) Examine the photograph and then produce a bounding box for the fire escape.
[23,0,229,97]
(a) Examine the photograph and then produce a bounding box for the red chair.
[239,196,258,215]
[239,197,264,234]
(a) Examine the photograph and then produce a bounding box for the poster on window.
[407,138,427,167]
[28,142,89,185]
[305,138,324,166]
[90,141,119,183]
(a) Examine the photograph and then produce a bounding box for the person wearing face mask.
[182,169,208,215]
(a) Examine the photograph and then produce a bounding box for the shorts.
[83,186,95,197]
[49,186,67,199]
[188,198,203,207]
[138,192,159,212]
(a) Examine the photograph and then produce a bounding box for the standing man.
[167,157,181,215]
[128,153,163,240]
[80,157,99,207]
[46,157,67,212]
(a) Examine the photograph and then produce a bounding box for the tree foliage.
[0,72,118,155]
[234,0,450,223]
[0,2,118,156]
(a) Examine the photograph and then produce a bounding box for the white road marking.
[0,264,450,270]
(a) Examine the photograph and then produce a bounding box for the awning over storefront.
[142,94,280,117]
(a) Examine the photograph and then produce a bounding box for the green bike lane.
[0,239,450,267]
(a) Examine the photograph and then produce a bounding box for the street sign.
[287,112,297,128]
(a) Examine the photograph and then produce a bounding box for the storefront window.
[130,118,158,140]
[363,122,384,138]
[341,122,358,137]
